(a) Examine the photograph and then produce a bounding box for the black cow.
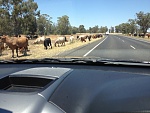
[26,35,32,39]
[44,38,52,50]
[86,35,91,41]
[139,34,145,38]
[133,34,137,37]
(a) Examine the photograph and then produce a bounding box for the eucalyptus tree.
[91,25,99,33]
[0,0,39,35]
[71,26,78,34]
[57,15,70,35]
[78,25,86,33]
[21,0,40,35]
[36,14,53,35]
[127,19,137,34]
[0,0,13,35]
[99,26,108,33]
[136,11,150,36]
[110,26,114,33]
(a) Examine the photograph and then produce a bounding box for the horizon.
[34,0,150,31]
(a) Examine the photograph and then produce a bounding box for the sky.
[34,0,150,29]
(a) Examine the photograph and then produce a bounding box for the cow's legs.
[0,50,2,56]
[24,47,27,55]
[16,48,18,57]
[12,49,14,58]
[50,43,52,49]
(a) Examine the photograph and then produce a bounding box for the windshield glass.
[0,0,150,63]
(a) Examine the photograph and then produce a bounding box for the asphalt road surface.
[56,35,150,62]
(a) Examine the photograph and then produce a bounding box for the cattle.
[33,35,38,39]
[146,33,150,38]
[0,37,9,56]
[99,34,103,37]
[128,33,132,36]
[78,35,87,42]
[133,33,137,37]
[69,35,75,43]
[33,36,46,44]
[1,35,28,58]
[44,38,52,49]
[86,35,91,41]
[17,36,29,55]
[77,35,79,40]
[26,35,32,40]
[54,36,67,47]
[92,35,97,39]
[139,33,145,38]
[0,37,4,56]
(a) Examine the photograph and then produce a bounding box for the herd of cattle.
[128,33,150,38]
[0,34,103,58]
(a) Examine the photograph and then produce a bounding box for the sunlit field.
[0,35,102,60]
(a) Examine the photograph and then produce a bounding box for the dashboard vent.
[0,76,56,92]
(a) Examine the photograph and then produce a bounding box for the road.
[56,35,150,62]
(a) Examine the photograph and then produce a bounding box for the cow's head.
[1,36,7,43]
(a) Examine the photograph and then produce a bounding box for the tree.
[57,15,70,35]
[127,19,137,34]
[36,14,52,35]
[0,0,13,35]
[99,26,108,33]
[21,0,39,35]
[116,23,131,34]
[51,23,58,35]
[91,25,99,33]
[136,11,150,36]
[71,26,78,34]
[0,0,39,35]
[110,26,114,33]
[115,26,120,33]
[88,27,92,33]
[78,25,86,33]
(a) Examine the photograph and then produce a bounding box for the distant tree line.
[114,11,150,36]
[0,0,108,36]
[0,1,149,36]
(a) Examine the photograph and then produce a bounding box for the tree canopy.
[0,1,149,36]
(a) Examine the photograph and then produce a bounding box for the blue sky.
[34,0,150,29]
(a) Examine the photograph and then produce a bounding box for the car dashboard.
[0,63,150,113]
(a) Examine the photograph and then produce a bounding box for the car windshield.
[0,0,150,63]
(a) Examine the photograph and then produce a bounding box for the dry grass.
[0,35,102,60]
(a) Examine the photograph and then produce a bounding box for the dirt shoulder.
[0,35,103,60]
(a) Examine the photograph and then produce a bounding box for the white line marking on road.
[130,45,136,49]
[122,40,125,42]
[83,37,108,57]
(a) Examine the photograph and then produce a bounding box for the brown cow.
[92,35,97,39]
[1,35,28,58]
[0,37,4,56]
[146,33,150,38]
[78,35,87,42]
